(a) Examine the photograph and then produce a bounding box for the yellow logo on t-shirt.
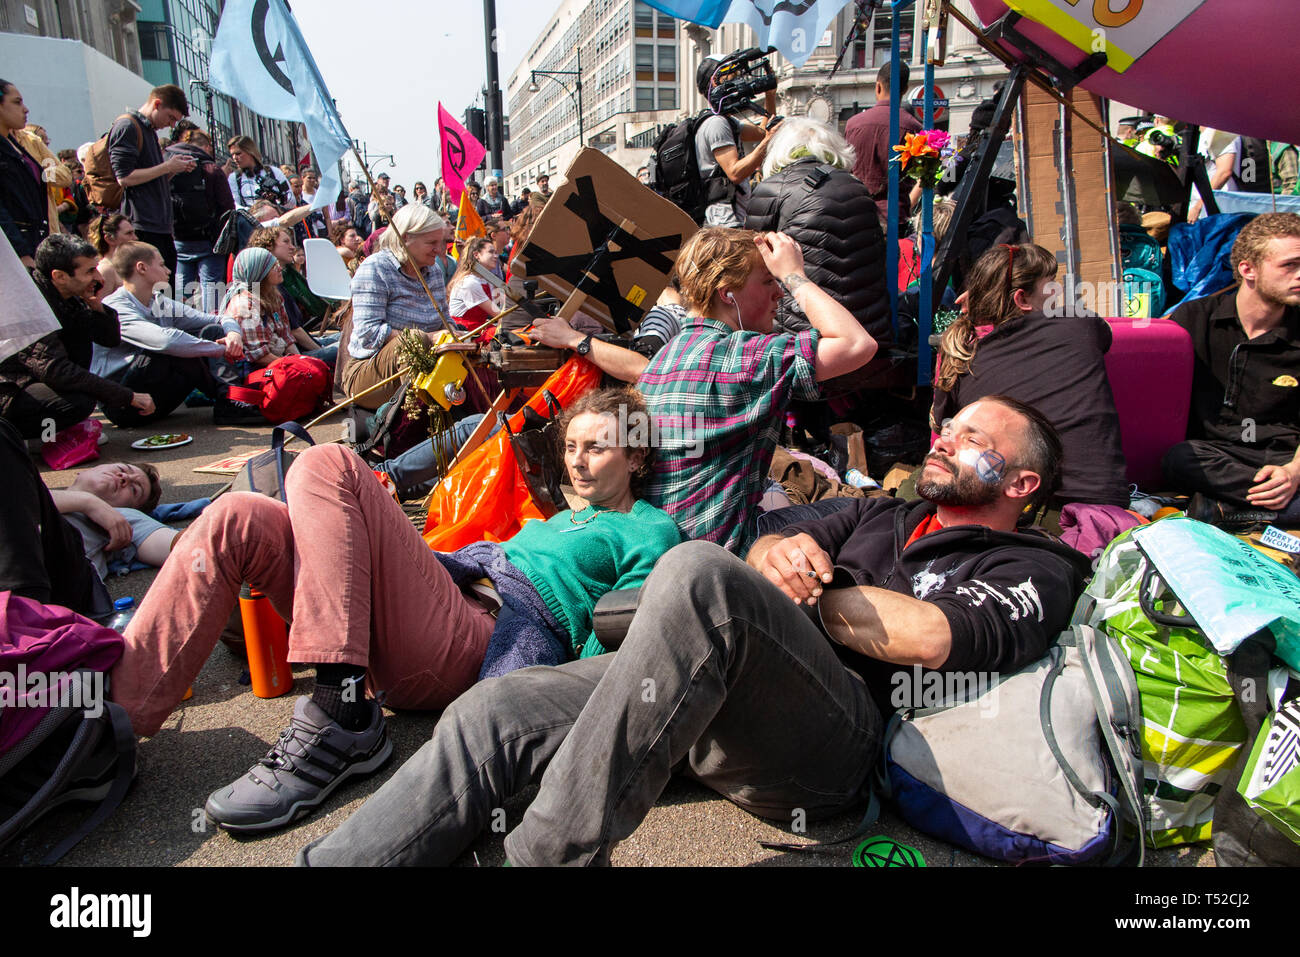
[1273,375,1299,388]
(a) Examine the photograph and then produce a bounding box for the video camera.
[252,166,291,206]
[707,47,779,117]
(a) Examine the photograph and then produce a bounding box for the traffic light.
[464,107,486,144]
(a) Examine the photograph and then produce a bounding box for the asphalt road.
[2,402,1215,868]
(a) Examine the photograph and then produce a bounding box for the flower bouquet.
[891,129,958,187]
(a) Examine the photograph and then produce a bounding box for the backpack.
[230,422,314,502]
[1268,141,1300,196]
[170,153,219,242]
[81,115,143,210]
[227,354,332,423]
[648,109,735,223]
[0,592,136,865]
[1233,137,1273,194]
[880,624,1146,865]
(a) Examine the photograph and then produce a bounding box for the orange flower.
[892,132,938,161]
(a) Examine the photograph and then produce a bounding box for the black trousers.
[1162,439,1295,509]
[101,351,218,428]
[1,384,96,439]
[136,229,178,278]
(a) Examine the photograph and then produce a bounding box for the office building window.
[138,22,172,61]
[636,87,655,111]
[636,43,654,81]
[635,1,654,37]
[657,43,675,81]
[659,86,677,110]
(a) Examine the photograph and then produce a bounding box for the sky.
[290,0,562,190]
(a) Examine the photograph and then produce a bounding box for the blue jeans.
[375,414,497,499]
[174,240,227,313]
[297,541,881,866]
[300,342,338,367]
[754,496,858,538]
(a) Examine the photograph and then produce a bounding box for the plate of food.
[131,433,193,450]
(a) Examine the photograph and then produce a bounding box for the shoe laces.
[256,721,321,776]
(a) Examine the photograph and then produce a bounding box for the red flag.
[437,102,486,207]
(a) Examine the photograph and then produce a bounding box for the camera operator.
[695,56,779,227]
[226,135,293,211]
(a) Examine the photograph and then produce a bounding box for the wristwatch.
[576,334,594,356]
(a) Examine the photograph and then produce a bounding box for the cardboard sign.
[511,148,698,335]
[1003,0,1208,73]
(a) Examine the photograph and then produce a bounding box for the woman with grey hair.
[341,203,451,409]
[745,117,891,353]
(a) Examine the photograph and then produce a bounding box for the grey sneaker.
[204,696,392,833]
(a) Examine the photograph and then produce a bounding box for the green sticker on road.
[852,837,927,867]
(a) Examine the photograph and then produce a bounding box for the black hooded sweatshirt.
[782,496,1093,709]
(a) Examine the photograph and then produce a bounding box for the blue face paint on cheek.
[975,450,1006,484]
[956,447,1005,483]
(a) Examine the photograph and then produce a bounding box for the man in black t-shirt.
[1164,213,1300,525]
[108,84,193,277]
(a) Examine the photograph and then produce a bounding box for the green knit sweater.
[502,499,683,658]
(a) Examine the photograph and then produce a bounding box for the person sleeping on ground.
[108,385,682,834]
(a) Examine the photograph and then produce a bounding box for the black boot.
[1188,493,1278,529]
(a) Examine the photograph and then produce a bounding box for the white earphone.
[722,292,743,330]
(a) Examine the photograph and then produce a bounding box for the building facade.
[0,0,142,73]
[504,0,681,195]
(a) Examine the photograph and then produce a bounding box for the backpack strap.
[1071,625,1147,866]
[270,422,314,499]
[40,701,137,866]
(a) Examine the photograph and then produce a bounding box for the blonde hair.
[378,204,447,265]
[1230,212,1300,282]
[672,227,761,315]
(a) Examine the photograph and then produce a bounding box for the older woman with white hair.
[745,116,891,350]
[341,202,450,409]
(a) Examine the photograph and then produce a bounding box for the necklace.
[569,506,605,526]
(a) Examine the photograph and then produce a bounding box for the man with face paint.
[296,397,1091,866]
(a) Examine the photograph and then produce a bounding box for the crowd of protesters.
[3,59,1300,869]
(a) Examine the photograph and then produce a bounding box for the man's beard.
[1256,272,1300,309]
[916,453,1003,507]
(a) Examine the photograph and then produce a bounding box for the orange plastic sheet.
[422,357,601,551]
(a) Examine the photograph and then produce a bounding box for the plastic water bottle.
[845,468,879,490]
[108,597,136,633]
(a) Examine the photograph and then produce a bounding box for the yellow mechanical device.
[412,332,469,410]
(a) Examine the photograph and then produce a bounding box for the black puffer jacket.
[746,158,891,347]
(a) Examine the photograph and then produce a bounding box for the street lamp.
[528,46,584,148]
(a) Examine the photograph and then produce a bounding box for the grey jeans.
[297,540,882,866]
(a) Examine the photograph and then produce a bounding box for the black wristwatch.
[576,334,593,356]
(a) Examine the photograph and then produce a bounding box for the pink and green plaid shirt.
[638,317,820,554]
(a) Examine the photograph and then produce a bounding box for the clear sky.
[290,0,561,190]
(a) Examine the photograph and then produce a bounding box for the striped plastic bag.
[1073,527,1247,847]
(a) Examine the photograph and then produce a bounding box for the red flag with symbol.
[438,102,485,207]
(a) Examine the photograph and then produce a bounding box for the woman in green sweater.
[112,386,682,833]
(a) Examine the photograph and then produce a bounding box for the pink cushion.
[1103,317,1193,488]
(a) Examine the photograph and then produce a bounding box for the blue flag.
[643,0,853,68]
[723,0,853,67]
[209,0,351,212]
[641,0,733,28]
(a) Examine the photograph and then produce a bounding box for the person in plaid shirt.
[222,247,296,367]
[638,228,878,553]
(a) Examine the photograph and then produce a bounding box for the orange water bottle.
[238,584,292,698]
